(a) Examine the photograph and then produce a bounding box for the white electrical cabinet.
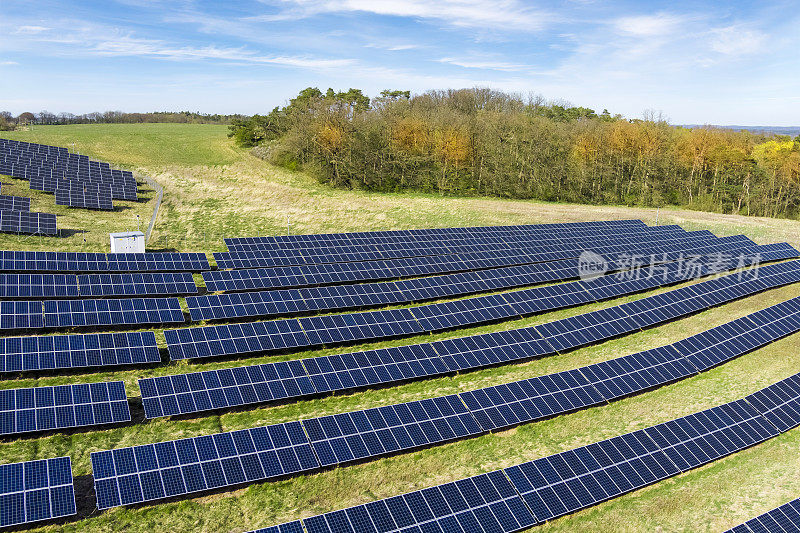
[110,231,145,253]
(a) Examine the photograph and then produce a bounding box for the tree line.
[0,110,244,130]
[230,87,800,219]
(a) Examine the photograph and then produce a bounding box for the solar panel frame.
[0,331,161,373]
[0,456,76,528]
[0,381,130,435]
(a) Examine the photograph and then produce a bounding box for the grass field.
[2,124,800,532]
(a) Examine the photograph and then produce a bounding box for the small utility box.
[110,231,145,253]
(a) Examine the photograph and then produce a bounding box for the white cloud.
[262,0,551,31]
[613,13,684,36]
[438,57,527,72]
[14,25,49,34]
[710,26,766,56]
[0,61,19,66]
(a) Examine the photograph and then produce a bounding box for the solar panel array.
[141,285,800,422]
[225,219,647,249]
[101,326,800,513]
[165,246,799,362]
[0,272,197,298]
[254,383,796,533]
[1,138,138,201]
[0,251,210,272]
[205,229,726,292]
[0,456,76,528]
[0,331,161,373]
[55,185,114,210]
[215,221,673,269]
[0,194,31,212]
[0,209,57,235]
[0,297,184,330]
[187,236,771,321]
[0,381,130,436]
[725,498,800,533]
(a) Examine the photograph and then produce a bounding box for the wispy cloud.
[0,60,19,66]
[438,57,528,72]
[613,13,686,36]
[259,0,552,31]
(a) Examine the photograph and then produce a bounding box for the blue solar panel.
[41,297,184,328]
[166,251,800,362]
[254,387,784,533]
[0,210,57,235]
[0,331,160,373]
[0,194,31,212]
[0,381,130,435]
[0,274,79,297]
[149,265,800,420]
[0,456,76,527]
[76,272,198,296]
[724,498,800,533]
[0,251,210,272]
[91,421,320,509]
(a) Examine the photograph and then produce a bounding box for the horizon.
[1,1,799,125]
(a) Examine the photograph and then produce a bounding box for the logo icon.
[578,251,608,280]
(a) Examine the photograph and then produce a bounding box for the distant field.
[1,124,800,532]
[4,124,800,253]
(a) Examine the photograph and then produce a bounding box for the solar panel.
[91,421,320,509]
[724,498,800,533]
[190,233,757,321]
[0,381,130,435]
[300,469,536,533]
[0,274,79,298]
[149,266,800,419]
[0,331,161,373]
[166,252,800,362]
[0,456,76,528]
[76,273,198,296]
[205,230,727,292]
[215,224,689,269]
[0,194,31,212]
[302,394,482,467]
[41,297,185,328]
[0,210,57,235]
[248,523,304,533]
[55,186,114,210]
[0,251,210,272]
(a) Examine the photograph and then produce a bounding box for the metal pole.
[287,215,290,236]
[655,207,660,226]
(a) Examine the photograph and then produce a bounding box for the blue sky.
[1,0,798,125]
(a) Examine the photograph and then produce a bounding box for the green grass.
[1,124,800,532]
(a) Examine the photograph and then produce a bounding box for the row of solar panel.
[214,226,691,271]
[0,297,184,330]
[166,245,799,361]
[55,187,114,210]
[224,219,647,249]
[255,370,800,533]
[223,221,675,254]
[726,497,800,532]
[0,331,160,373]
[205,229,725,291]
[0,209,57,235]
[94,320,800,513]
[0,272,198,298]
[1,163,136,190]
[0,159,135,183]
[142,262,800,419]
[0,380,130,436]
[188,236,764,321]
[0,194,31,212]
[31,174,137,201]
[216,225,686,268]
[0,139,68,154]
[0,251,211,272]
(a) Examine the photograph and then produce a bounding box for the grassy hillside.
[1,124,800,532]
[4,124,800,252]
